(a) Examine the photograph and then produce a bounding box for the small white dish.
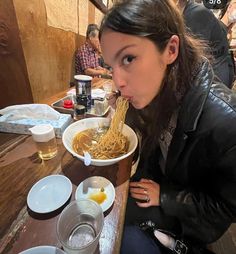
[27,175,72,213]
[20,245,66,254]
[75,176,115,212]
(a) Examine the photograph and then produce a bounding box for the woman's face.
[100,30,178,109]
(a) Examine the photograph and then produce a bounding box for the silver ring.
[146,195,150,203]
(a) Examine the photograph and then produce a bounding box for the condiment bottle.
[74,75,92,111]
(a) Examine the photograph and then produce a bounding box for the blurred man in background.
[75,24,110,77]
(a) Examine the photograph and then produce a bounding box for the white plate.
[27,175,72,213]
[20,245,66,254]
[75,176,115,212]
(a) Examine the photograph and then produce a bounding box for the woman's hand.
[129,178,160,208]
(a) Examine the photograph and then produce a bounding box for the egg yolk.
[89,190,107,204]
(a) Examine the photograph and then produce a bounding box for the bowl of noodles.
[62,97,138,166]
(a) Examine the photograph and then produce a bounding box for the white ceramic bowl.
[75,176,115,212]
[62,117,138,166]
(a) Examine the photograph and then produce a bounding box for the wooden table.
[0,79,132,254]
[0,133,132,254]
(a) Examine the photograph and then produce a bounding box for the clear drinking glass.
[57,199,104,254]
[103,81,113,97]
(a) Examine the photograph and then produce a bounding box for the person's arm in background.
[84,66,110,77]
[78,48,111,77]
[221,1,236,50]
[221,1,236,28]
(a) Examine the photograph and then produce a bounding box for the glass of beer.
[29,124,58,160]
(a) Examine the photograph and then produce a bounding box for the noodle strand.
[72,97,129,159]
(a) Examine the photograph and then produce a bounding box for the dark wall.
[0,0,33,108]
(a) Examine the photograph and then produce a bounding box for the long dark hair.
[100,0,207,157]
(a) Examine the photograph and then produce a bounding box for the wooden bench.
[208,223,236,254]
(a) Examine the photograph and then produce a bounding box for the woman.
[99,0,236,254]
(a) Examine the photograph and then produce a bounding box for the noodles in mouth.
[72,97,129,159]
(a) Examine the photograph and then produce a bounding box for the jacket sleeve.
[160,145,236,244]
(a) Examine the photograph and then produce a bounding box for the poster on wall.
[43,0,78,33]
[78,0,88,36]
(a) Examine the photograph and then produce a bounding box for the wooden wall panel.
[0,0,33,108]
[89,0,96,24]
[13,0,77,102]
[0,0,108,106]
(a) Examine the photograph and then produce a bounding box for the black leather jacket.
[160,60,236,249]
